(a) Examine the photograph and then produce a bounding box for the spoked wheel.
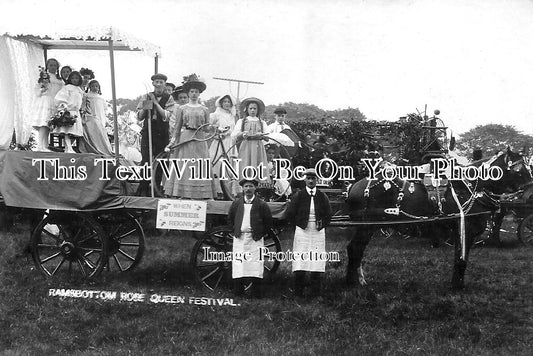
[31,211,108,278]
[96,212,146,272]
[190,225,282,291]
[517,213,533,245]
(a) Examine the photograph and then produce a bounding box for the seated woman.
[163,74,215,199]
[231,97,270,186]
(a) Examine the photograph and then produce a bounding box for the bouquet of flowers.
[48,109,77,129]
[37,66,50,94]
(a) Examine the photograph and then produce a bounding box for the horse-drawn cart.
[0,150,287,288]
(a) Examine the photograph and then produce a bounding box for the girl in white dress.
[78,80,113,156]
[53,71,84,153]
[31,58,64,151]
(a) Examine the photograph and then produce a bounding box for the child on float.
[231,97,270,186]
[53,71,84,153]
[209,94,238,197]
[31,58,64,151]
[59,65,72,84]
[78,80,113,156]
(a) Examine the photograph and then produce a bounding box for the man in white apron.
[285,168,332,297]
[228,178,273,298]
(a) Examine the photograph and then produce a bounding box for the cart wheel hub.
[60,241,75,256]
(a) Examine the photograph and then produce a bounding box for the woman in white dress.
[78,80,113,156]
[209,94,237,196]
[31,58,64,151]
[53,71,84,153]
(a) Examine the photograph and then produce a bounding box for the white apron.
[292,197,326,272]
[232,204,264,278]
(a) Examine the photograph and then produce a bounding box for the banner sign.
[156,199,207,231]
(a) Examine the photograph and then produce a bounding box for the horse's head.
[485,148,532,194]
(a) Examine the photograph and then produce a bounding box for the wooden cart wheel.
[31,211,107,278]
[190,225,282,291]
[517,213,533,245]
[96,212,145,272]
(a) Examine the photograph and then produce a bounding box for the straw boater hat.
[240,97,265,116]
[182,73,206,93]
[239,178,259,186]
[304,168,317,177]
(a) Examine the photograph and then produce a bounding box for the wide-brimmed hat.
[239,178,259,186]
[215,94,236,108]
[171,85,186,100]
[151,73,168,81]
[182,73,206,93]
[274,107,287,115]
[240,97,265,116]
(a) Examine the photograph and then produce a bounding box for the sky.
[2,0,533,136]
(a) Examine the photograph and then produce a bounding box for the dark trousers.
[137,133,168,196]
[294,271,322,297]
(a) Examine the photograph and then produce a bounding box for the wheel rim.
[191,226,282,291]
[32,212,107,278]
[191,228,233,291]
[98,213,145,272]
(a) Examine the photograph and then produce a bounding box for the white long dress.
[31,74,64,129]
[53,84,84,137]
[292,192,327,272]
[232,201,264,279]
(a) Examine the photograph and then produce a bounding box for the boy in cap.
[267,107,291,133]
[228,178,273,298]
[136,73,176,196]
[284,168,332,297]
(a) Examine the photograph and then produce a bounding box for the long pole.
[212,77,264,118]
[108,39,120,162]
[147,54,159,198]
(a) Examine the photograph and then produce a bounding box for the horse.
[344,148,532,290]
[484,149,533,243]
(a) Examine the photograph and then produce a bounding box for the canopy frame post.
[108,39,120,163]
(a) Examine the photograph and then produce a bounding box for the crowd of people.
[31,58,114,156]
[135,72,293,200]
[29,65,331,298]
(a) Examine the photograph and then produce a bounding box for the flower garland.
[48,109,77,129]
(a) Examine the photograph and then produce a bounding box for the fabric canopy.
[0,27,160,150]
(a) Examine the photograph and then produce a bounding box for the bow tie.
[245,199,253,204]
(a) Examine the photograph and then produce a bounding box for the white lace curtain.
[0,35,43,149]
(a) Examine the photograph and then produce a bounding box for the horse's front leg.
[346,227,373,286]
[451,218,484,290]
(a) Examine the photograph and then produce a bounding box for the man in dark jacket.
[284,168,332,297]
[136,73,175,196]
[228,178,273,298]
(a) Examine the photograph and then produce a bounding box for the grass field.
[0,218,532,355]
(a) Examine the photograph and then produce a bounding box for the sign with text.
[156,199,207,231]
